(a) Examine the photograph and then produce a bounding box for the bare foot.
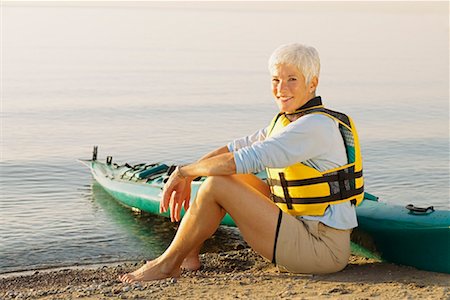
[119,259,181,283]
[181,255,201,271]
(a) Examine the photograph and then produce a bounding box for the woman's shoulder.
[301,112,336,122]
[288,113,338,133]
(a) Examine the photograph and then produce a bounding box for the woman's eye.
[272,79,279,83]
[288,78,297,81]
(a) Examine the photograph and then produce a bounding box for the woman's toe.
[119,274,133,283]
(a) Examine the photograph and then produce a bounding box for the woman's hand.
[159,149,235,222]
[160,167,192,222]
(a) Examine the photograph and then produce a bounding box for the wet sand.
[1,248,449,300]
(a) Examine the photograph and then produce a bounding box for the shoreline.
[0,261,135,280]
[1,249,449,299]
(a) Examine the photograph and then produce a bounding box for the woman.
[119,43,364,283]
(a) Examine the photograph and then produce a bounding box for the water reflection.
[90,182,247,258]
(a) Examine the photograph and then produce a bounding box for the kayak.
[80,148,450,274]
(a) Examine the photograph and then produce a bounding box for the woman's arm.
[178,152,236,178]
[161,146,236,222]
[175,145,236,178]
[197,145,230,161]
[228,127,267,152]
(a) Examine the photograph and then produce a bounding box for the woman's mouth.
[278,96,293,103]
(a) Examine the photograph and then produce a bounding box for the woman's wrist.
[176,165,187,179]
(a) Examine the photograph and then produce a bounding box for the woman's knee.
[230,174,270,197]
[197,175,233,199]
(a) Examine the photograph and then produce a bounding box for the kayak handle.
[405,204,434,214]
[364,192,379,202]
[92,146,98,161]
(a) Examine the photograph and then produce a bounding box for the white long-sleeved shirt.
[227,113,358,230]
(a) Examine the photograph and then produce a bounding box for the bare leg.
[181,174,270,271]
[119,175,278,283]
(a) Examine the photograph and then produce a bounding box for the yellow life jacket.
[266,101,364,216]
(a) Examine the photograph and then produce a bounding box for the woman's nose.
[277,81,288,93]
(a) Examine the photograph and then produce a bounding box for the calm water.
[1,2,448,274]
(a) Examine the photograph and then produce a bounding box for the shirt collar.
[284,96,323,115]
[281,96,324,122]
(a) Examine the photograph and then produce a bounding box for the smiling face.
[271,63,318,113]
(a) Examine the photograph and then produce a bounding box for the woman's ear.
[309,76,319,93]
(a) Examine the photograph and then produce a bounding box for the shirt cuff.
[227,142,234,152]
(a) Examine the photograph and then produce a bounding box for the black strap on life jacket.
[278,172,293,209]
[268,169,362,187]
[269,167,363,206]
[270,185,364,205]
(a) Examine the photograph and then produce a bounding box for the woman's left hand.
[160,168,192,222]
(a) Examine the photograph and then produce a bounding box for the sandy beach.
[1,248,449,300]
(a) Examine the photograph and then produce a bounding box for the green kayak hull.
[82,159,450,274]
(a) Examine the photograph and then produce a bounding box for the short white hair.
[268,43,320,85]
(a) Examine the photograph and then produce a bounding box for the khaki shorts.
[273,210,351,274]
